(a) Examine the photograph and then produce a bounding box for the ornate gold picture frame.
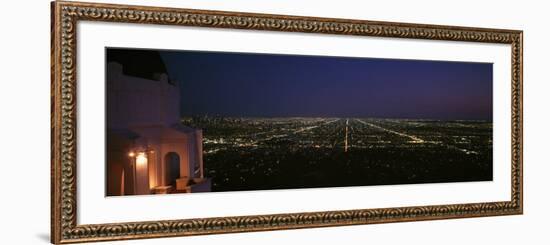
[51,0,523,243]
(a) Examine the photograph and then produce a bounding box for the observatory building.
[106,49,210,196]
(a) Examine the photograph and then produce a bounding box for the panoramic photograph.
[105,48,493,196]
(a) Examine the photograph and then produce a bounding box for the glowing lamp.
[135,152,148,166]
[128,152,135,157]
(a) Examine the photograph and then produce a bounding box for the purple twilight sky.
[159,50,492,121]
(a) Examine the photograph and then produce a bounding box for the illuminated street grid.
[183,117,492,192]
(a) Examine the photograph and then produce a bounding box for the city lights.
[183,116,492,192]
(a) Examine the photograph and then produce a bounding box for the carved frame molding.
[51,1,523,243]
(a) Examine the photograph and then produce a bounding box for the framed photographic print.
[51,0,523,243]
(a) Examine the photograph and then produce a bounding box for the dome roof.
[107,48,169,81]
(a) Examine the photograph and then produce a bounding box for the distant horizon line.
[180,115,492,122]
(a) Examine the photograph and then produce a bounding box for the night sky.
[160,50,493,121]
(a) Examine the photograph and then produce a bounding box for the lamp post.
[128,147,154,195]
[128,151,136,195]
